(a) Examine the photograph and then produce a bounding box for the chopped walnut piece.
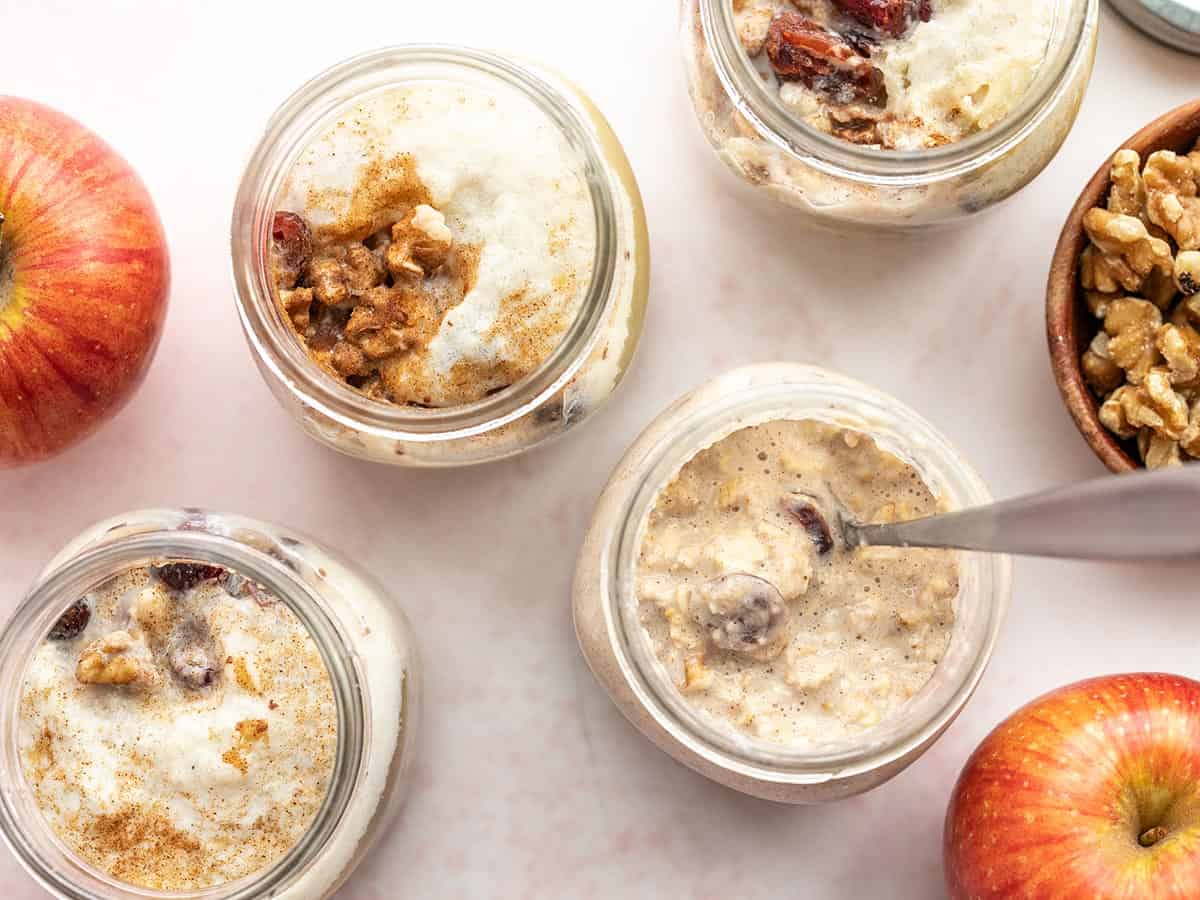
[1084,290,1118,319]
[1177,251,1200,296]
[1143,268,1179,311]
[1099,386,1138,439]
[385,204,453,280]
[1081,332,1124,395]
[76,631,145,686]
[734,1,776,55]
[1143,150,1200,251]
[331,342,369,378]
[1140,429,1183,469]
[1157,322,1200,386]
[358,326,410,360]
[279,287,314,331]
[1180,397,1200,457]
[1122,367,1191,439]
[1082,208,1174,294]
[307,257,350,306]
[343,244,386,294]
[1104,298,1163,384]
[1107,149,1145,218]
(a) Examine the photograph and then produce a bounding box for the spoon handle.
[853,466,1200,560]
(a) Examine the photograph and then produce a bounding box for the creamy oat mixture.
[736,0,1053,149]
[636,419,959,744]
[19,563,336,890]
[269,81,596,407]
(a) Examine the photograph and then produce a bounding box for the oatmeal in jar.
[636,419,958,744]
[269,81,597,407]
[18,561,336,891]
[739,0,1053,149]
[680,0,1095,226]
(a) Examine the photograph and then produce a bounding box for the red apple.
[0,97,168,467]
[945,673,1200,900]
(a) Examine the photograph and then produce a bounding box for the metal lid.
[1108,0,1200,54]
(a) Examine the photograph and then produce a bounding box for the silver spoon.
[837,465,1200,561]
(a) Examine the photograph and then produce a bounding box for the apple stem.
[1139,825,1169,847]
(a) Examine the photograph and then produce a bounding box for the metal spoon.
[839,465,1200,561]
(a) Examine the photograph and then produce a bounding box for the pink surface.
[3,2,1200,897]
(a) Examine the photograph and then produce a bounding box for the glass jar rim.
[698,0,1098,185]
[230,44,622,443]
[602,365,1011,783]
[0,523,367,899]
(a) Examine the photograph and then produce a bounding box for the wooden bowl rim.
[1045,98,1200,474]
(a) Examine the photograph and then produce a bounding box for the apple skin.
[945,673,1200,900]
[0,97,169,467]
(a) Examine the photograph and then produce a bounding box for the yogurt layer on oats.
[18,563,336,891]
[271,80,597,407]
[636,419,959,745]
[737,0,1053,149]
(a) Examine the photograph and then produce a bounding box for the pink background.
[3,1,1200,897]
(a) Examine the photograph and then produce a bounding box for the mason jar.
[0,509,419,898]
[232,46,649,466]
[572,364,1011,802]
[680,0,1099,228]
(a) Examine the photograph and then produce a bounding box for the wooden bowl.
[1047,99,1200,473]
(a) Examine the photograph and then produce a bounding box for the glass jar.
[572,364,1011,802]
[232,46,650,466]
[0,509,419,898]
[680,0,1099,228]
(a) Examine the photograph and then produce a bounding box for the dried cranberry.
[271,211,313,289]
[784,499,835,555]
[48,600,90,641]
[765,14,886,106]
[156,563,226,592]
[834,0,930,37]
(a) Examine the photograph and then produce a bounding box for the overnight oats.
[0,510,419,899]
[20,564,335,890]
[638,419,958,744]
[233,47,649,466]
[573,365,1010,802]
[681,0,1098,227]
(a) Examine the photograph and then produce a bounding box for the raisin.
[830,110,883,145]
[698,574,791,661]
[271,211,313,290]
[765,14,887,107]
[834,0,929,37]
[842,28,879,57]
[784,499,835,555]
[156,563,226,592]
[169,645,218,689]
[48,600,90,641]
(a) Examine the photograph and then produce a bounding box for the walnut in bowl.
[1047,100,1200,471]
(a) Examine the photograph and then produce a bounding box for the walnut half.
[76,632,146,686]
[1082,208,1174,295]
[385,205,453,280]
[1144,150,1200,252]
